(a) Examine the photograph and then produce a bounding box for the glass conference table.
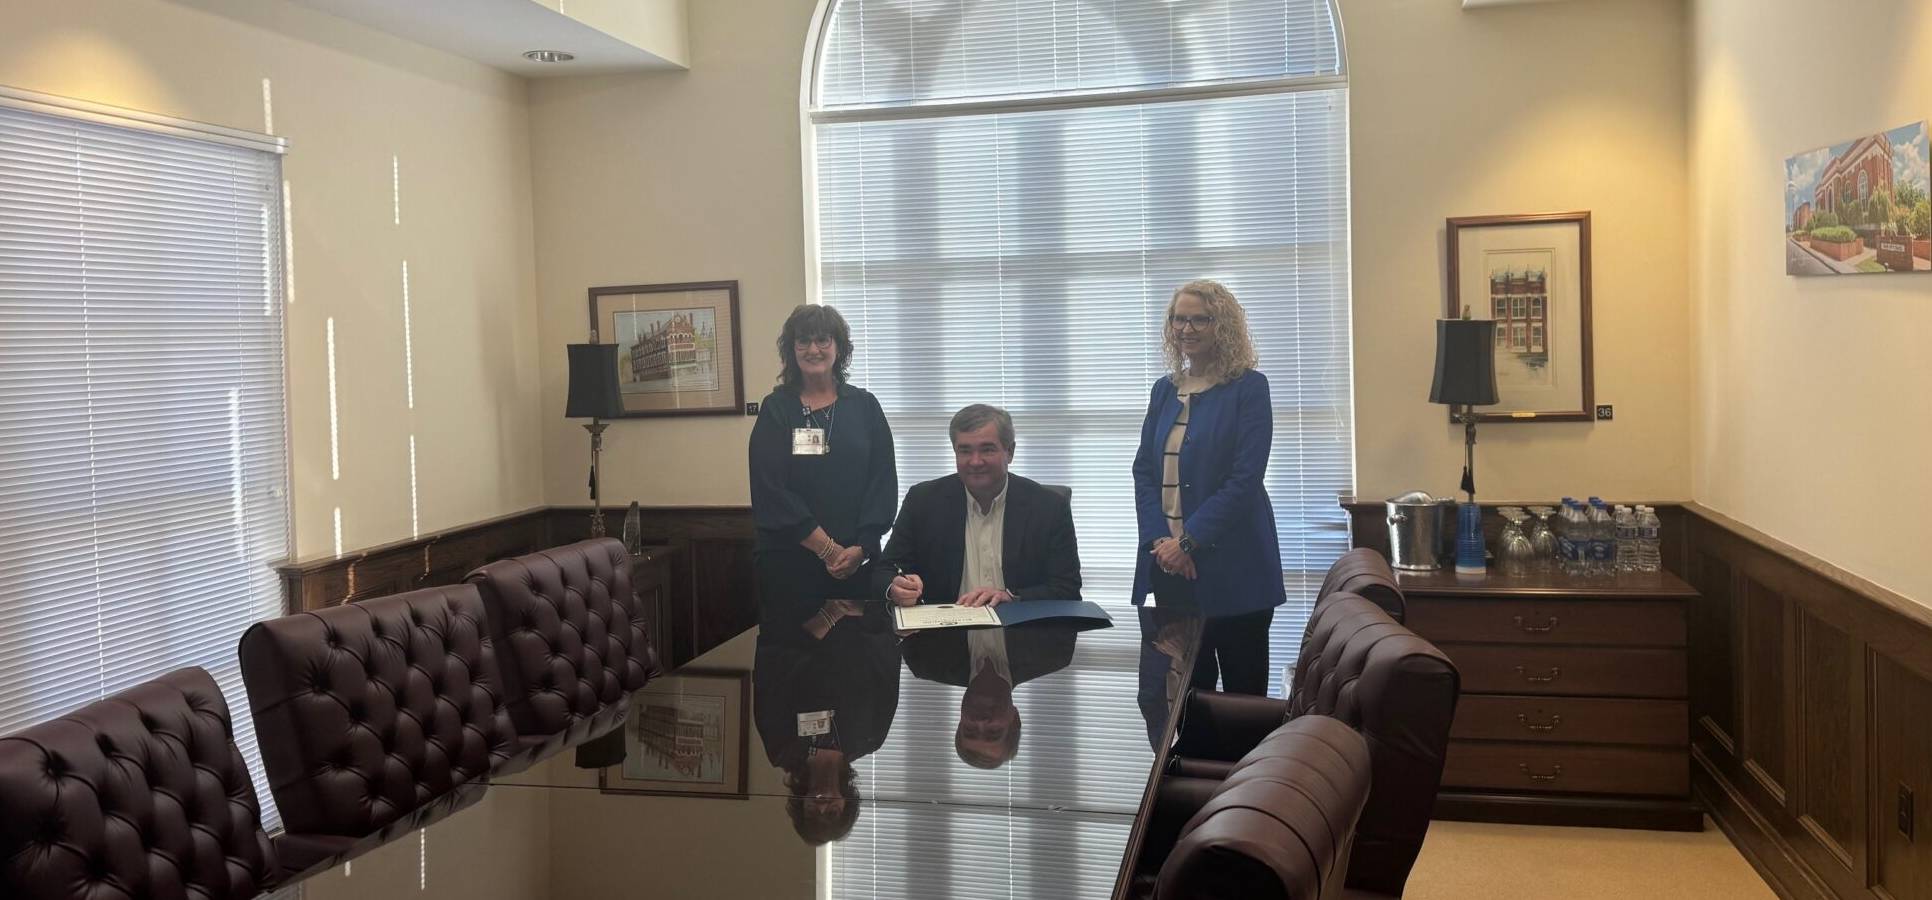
[492,600,1207,900]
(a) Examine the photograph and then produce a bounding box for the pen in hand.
[887,562,923,607]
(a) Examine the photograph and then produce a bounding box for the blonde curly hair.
[1162,279,1258,384]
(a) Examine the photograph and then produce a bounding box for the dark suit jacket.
[873,473,1082,605]
[902,626,1077,688]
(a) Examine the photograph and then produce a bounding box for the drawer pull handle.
[1519,763,1563,782]
[1514,665,1562,684]
[1516,712,1562,732]
[1513,614,1560,634]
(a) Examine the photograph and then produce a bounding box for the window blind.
[811,2,1349,896]
[0,98,289,822]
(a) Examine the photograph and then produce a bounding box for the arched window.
[1859,169,1870,201]
[805,2,1347,885]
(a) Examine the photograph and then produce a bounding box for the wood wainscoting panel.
[1688,549,1738,756]
[276,505,758,670]
[1741,575,1795,807]
[1683,504,1932,900]
[1794,610,1867,891]
[1874,652,1932,900]
[276,507,551,612]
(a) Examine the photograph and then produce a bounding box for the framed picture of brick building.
[1784,121,1931,275]
[587,281,745,417]
[600,669,750,799]
[1446,212,1593,422]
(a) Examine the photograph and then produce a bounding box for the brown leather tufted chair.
[0,667,279,900]
[239,583,510,874]
[465,538,658,760]
[1151,715,1372,900]
[1315,548,1405,623]
[1168,593,1459,897]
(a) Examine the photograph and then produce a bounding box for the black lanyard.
[802,399,836,449]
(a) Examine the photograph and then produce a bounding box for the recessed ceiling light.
[523,50,575,63]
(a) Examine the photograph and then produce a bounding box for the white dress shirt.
[959,479,1009,600]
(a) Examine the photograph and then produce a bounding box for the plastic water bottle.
[1554,500,1574,575]
[1635,505,1662,573]
[1586,498,1613,577]
[1558,500,1584,576]
[1614,505,1638,573]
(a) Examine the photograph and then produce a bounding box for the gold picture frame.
[587,281,745,417]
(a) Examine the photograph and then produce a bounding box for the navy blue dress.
[748,382,898,637]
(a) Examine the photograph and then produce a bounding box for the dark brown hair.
[776,304,854,390]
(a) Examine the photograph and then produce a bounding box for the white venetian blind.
[0,92,289,820]
[810,2,1350,896]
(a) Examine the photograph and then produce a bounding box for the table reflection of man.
[902,624,1077,769]
[754,615,901,845]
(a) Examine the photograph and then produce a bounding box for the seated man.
[876,403,1082,609]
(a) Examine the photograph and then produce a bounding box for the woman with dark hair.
[1130,279,1285,695]
[748,304,897,640]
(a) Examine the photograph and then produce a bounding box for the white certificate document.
[892,603,1001,631]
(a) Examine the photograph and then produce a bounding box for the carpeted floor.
[1402,818,1777,900]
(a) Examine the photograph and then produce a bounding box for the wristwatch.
[1177,534,1198,555]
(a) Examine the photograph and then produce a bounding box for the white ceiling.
[286,0,683,77]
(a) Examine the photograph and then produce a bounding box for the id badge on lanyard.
[798,709,834,737]
[793,427,827,455]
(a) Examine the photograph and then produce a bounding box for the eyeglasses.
[1169,314,1215,331]
[793,335,836,349]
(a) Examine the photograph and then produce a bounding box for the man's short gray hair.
[949,404,1015,452]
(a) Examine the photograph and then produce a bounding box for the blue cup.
[1455,501,1486,575]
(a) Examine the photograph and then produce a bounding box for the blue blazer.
[1130,369,1285,617]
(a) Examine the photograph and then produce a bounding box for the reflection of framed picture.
[1446,212,1594,422]
[598,669,750,799]
[587,281,744,417]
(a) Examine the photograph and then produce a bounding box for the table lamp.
[1429,313,1499,574]
[565,343,625,537]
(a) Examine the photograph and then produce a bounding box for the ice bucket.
[1385,491,1454,572]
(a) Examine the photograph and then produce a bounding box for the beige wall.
[1690,0,1932,605]
[0,0,547,560]
[530,0,817,509]
[530,0,1693,511]
[0,1,550,896]
[1345,0,1692,501]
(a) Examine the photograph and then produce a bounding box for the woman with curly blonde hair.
[1130,279,1284,695]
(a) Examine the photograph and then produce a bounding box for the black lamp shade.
[565,343,625,419]
[1428,319,1499,407]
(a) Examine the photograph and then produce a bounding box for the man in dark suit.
[903,624,1078,768]
[876,404,1082,609]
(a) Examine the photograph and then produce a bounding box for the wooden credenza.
[1394,569,1704,831]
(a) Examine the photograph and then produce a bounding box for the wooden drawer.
[1444,740,1689,796]
[1441,644,1687,698]
[1450,695,1688,746]
[1407,598,1685,647]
